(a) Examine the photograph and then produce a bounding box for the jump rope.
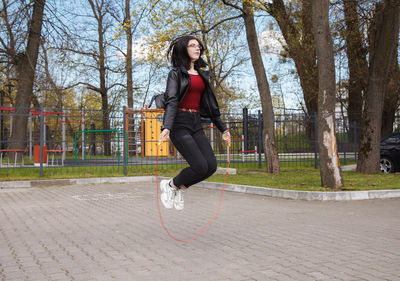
[155,135,231,243]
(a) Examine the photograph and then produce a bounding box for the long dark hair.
[167,35,207,70]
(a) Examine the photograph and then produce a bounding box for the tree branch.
[221,0,244,13]
[106,82,126,91]
[61,47,98,57]
[0,0,15,54]
[69,82,101,93]
[194,14,243,34]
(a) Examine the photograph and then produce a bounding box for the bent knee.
[192,162,209,178]
[192,159,217,178]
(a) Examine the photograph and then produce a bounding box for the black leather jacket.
[161,66,227,132]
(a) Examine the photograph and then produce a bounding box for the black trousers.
[169,111,217,188]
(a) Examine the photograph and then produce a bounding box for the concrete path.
[0,182,399,280]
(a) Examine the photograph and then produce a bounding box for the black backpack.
[148,93,166,109]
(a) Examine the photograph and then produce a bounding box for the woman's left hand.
[222,130,231,147]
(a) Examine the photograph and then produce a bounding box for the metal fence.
[1,105,394,178]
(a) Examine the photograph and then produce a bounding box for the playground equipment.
[144,110,168,157]
[35,110,84,165]
[0,149,28,167]
[125,106,170,157]
[74,129,127,164]
[0,106,87,166]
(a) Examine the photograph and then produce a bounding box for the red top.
[178,74,205,110]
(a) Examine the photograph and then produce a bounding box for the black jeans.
[169,111,217,188]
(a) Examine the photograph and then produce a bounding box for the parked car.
[380,132,400,174]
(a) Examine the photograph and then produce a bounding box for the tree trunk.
[88,0,111,156]
[242,1,280,173]
[98,17,111,156]
[268,0,318,138]
[343,0,368,143]
[10,0,45,161]
[298,0,318,117]
[41,43,63,108]
[312,0,343,189]
[125,0,133,108]
[124,0,136,156]
[381,42,400,137]
[357,0,400,174]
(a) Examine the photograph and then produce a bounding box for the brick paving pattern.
[0,182,399,280]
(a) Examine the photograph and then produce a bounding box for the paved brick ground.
[0,182,399,281]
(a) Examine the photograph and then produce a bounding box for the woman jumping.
[158,35,231,211]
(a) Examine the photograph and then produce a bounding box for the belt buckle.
[179,108,198,113]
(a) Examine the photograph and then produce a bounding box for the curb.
[193,181,400,201]
[0,176,154,189]
[1,176,399,201]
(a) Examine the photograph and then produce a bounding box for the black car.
[380,132,400,173]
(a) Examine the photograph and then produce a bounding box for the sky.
[32,0,306,113]
[127,16,302,113]
[46,0,390,114]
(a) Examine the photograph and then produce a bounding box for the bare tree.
[335,0,399,139]
[357,0,400,174]
[261,0,318,141]
[8,0,45,160]
[110,0,146,108]
[61,0,125,156]
[86,0,113,155]
[124,0,133,108]
[342,0,368,143]
[221,0,280,173]
[381,40,400,136]
[312,0,343,189]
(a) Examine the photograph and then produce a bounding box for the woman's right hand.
[222,130,231,147]
[159,129,170,144]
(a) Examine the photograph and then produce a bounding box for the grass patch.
[0,165,153,181]
[1,163,398,191]
[201,167,400,191]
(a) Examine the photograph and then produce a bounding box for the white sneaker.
[160,179,175,209]
[174,189,185,211]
